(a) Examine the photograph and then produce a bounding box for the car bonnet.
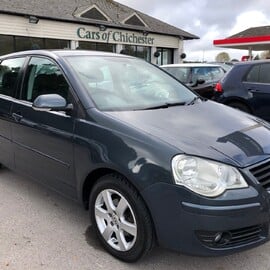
[106,101,270,168]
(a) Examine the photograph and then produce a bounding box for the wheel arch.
[224,97,253,114]
[81,167,116,209]
[81,167,158,244]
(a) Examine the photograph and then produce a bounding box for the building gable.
[123,13,147,27]
[79,4,111,22]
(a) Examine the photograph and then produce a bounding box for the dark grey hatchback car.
[0,50,270,262]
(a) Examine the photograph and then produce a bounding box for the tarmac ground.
[0,167,270,270]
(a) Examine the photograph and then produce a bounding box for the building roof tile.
[228,25,270,38]
[0,0,199,39]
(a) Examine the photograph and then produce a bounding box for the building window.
[78,41,115,52]
[156,48,174,65]
[15,36,45,51]
[44,39,70,49]
[0,35,70,55]
[0,35,14,55]
[122,45,151,62]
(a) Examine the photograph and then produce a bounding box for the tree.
[215,52,230,62]
[260,50,270,59]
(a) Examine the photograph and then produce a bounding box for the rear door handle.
[248,89,259,92]
[12,112,23,122]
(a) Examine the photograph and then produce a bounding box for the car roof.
[232,59,270,66]
[0,49,133,60]
[161,63,222,68]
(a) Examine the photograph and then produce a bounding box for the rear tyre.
[89,174,154,262]
[228,101,251,114]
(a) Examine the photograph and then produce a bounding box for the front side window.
[22,57,70,102]
[0,57,25,97]
[66,56,196,111]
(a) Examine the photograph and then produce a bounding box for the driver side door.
[11,56,77,198]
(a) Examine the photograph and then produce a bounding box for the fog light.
[214,232,223,243]
[196,230,232,247]
[214,231,232,246]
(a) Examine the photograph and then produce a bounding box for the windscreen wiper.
[187,96,202,105]
[139,101,186,110]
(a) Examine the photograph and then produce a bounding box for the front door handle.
[12,112,23,122]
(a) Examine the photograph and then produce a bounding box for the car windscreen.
[65,56,196,111]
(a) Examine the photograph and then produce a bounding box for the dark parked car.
[0,50,270,262]
[213,60,270,121]
[161,63,226,99]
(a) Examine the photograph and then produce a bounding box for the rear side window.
[246,65,260,82]
[0,57,25,97]
[246,63,270,83]
[258,64,270,83]
[162,67,190,83]
[191,67,224,83]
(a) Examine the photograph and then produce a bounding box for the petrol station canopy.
[213,25,270,58]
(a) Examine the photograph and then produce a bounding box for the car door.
[243,63,270,121]
[11,56,77,198]
[0,57,26,169]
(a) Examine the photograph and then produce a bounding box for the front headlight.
[171,155,248,197]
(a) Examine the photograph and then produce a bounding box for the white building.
[0,0,198,64]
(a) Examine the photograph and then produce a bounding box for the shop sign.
[77,27,154,45]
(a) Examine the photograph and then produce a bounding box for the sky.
[116,0,270,62]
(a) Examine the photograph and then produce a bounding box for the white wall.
[0,14,185,64]
[0,14,181,49]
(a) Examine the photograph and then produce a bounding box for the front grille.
[249,160,270,190]
[196,225,264,248]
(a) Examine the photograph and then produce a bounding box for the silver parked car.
[161,63,226,99]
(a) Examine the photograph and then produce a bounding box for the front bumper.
[141,182,270,256]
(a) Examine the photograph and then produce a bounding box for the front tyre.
[89,174,154,262]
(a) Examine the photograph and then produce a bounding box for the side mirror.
[189,78,205,87]
[197,78,205,85]
[32,94,73,112]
